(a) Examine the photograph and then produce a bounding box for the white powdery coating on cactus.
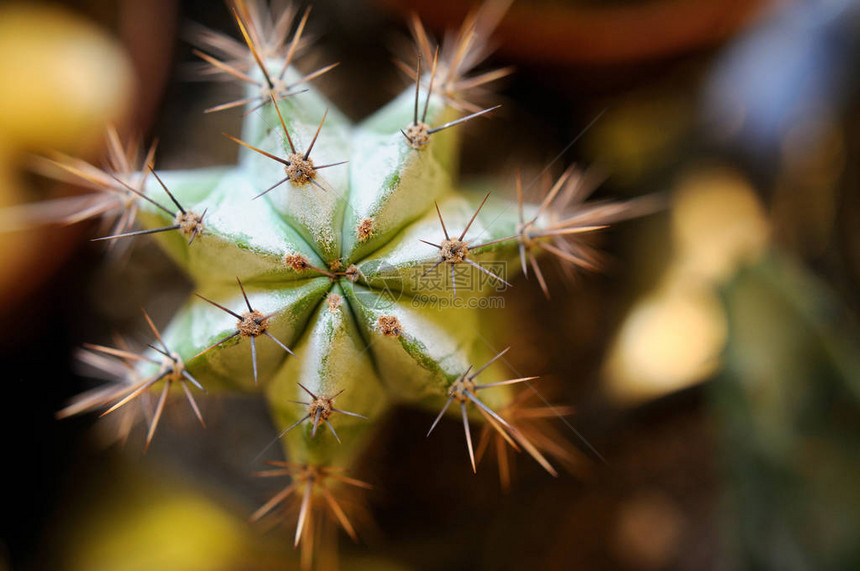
[344,129,451,261]
[362,194,494,270]
[373,294,473,385]
[265,285,390,466]
[341,90,457,262]
[210,172,314,255]
[243,124,349,262]
[346,284,513,407]
[140,168,328,280]
[240,65,353,262]
[161,279,330,392]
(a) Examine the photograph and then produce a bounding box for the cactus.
[26,1,657,567]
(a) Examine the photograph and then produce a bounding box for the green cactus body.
[140,63,530,469]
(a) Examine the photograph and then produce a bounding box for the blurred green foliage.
[716,254,860,569]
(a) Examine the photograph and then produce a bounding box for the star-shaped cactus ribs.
[53,2,659,568]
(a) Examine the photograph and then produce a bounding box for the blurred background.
[1,0,859,569]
